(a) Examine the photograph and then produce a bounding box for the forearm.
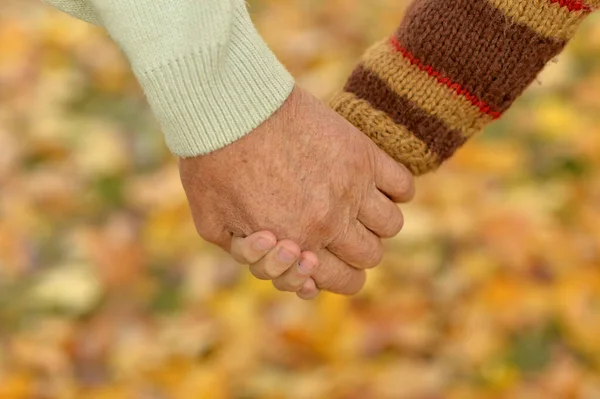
[45,0,294,157]
[332,0,598,175]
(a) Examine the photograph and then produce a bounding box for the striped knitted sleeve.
[331,0,599,176]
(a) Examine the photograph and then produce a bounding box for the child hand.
[230,231,320,300]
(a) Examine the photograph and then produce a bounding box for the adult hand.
[179,86,414,295]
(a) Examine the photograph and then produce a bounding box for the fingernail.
[278,248,297,263]
[297,259,314,275]
[255,237,275,251]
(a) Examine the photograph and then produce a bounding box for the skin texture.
[179,86,414,296]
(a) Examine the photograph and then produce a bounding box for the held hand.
[230,231,320,300]
[179,86,414,295]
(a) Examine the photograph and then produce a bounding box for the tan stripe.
[487,0,588,40]
[331,91,440,176]
[344,64,468,161]
[586,0,599,8]
[362,41,493,139]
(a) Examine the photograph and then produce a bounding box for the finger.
[358,187,404,238]
[297,278,320,300]
[249,239,300,280]
[272,251,319,292]
[230,231,277,264]
[312,250,367,295]
[372,148,416,203]
[327,222,383,269]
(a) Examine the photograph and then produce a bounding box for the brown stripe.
[396,0,568,112]
[344,64,466,162]
[331,92,440,175]
[362,40,494,137]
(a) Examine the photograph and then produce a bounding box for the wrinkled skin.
[179,86,414,295]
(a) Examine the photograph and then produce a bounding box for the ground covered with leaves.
[1,1,600,398]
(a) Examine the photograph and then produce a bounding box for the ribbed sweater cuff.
[133,8,294,157]
[138,23,294,156]
[332,0,597,175]
[47,0,294,157]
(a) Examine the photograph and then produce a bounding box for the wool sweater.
[47,0,597,173]
[45,0,294,157]
[331,0,599,175]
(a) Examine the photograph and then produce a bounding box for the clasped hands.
[179,87,415,299]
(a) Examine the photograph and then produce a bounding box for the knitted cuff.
[47,0,294,158]
[331,0,597,175]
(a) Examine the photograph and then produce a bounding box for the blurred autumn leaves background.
[1,0,600,398]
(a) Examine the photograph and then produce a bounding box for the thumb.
[229,231,277,265]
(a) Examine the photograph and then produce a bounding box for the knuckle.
[272,279,301,293]
[263,263,285,280]
[314,273,338,292]
[341,270,367,295]
[398,168,416,201]
[350,273,367,295]
[230,249,248,266]
[309,198,338,237]
[315,264,353,293]
[312,264,337,291]
[249,266,270,281]
[278,240,301,256]
[383,210,404,238]
[272,279,286,291]
[362,242,384,269]
[240,246,257,264]
[371,248,385,269]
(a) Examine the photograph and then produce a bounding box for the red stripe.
[389,36,502,120]
[548,0,592,12]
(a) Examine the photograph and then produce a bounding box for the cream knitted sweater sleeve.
[45,0,295,157]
